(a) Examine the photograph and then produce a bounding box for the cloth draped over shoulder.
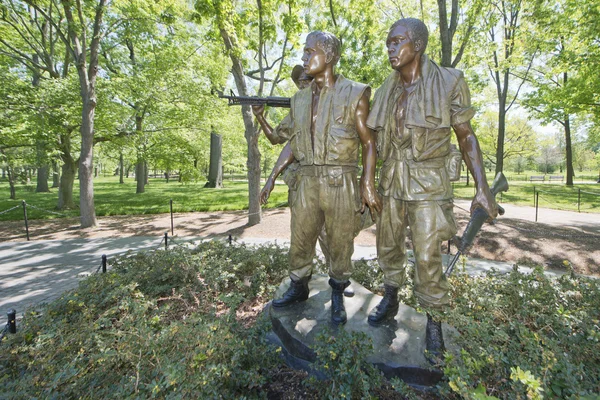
[367,54,475,133]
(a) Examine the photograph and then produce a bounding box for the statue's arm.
[453,121,498,219]
[355,89,382,214]
[252,105,287,145]
[261,143,295,205]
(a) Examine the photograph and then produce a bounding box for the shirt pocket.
[327,124,359,163]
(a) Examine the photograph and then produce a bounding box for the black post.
[533,186,536,206]
[170,199,174,235]
[165,232,168,251]
[7,309,16,334]
[228,234,232,246]
[535,191,539,222]
[102,254,107,273]
[578,188,581,213]
[22,200,29,241]
[447,240,451,255]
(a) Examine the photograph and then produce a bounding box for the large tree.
[523,0,600,186]
[194,0,304,225]
[484,0,538,175]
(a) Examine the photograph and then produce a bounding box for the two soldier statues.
[253,18,497,364]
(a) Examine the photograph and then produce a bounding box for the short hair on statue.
[390,18,429,52]
[306,31,341,65]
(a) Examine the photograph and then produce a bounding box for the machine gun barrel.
[218,90,291,108]
[444,172,509,276]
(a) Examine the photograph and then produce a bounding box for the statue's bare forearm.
[355,90,382,213]
[269,143,295,182]
[454,121,497,218]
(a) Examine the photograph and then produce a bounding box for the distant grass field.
[0,171,599,222]
[0,176,291,222]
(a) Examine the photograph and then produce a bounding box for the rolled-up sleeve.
[272,113,293,143]
[450,76,476,126]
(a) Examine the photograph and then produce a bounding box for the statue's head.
[291,64,313,89]
[386,18,428,71]
[302,31,341,76]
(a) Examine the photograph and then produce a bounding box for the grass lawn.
[1,172,599,222]
[0,176,291,222]
[452,180,600,213]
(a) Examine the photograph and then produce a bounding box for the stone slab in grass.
[267,274,459,388]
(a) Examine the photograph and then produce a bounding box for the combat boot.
[329,278,351,325]
[367,284,399,326]
[272,277,310,308]
[425,313,445,365]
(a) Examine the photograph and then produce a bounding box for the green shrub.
[442,266,600,399]
[1,243,599,399]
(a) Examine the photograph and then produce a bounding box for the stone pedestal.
[267,274,458,387]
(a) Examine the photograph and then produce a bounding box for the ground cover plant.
[1,242,599,399]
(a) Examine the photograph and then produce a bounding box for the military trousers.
[289,166,361,282]
[376,196,457,308]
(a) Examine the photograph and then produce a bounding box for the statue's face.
[301,36,328,77]
[386,24,418,71]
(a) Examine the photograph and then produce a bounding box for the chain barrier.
[0,205,21,216]
[536,194,575,212]
[26,203,68,217]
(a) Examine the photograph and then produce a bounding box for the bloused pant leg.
[406,200,455,308]
[376,195,409,288]
[289,175,324,281]
[321,171,361,282]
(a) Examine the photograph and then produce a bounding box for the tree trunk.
[58,159,77,209]
[6,165,16,200]
[52,159,60,188]
[144,161,149,185]
[119,152,124,184]
[136,158,145,193]
[204,132,223,188]
[79,98,97,227]
[219,28,261,225]
[437,0,452,67]
[564,115,574,186]
[495,106,506,175]
[36,165,50,192]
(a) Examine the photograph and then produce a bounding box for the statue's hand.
[361,182,382,219]
[471,187,498,220]
[252,104,265,117]
[260,178,275,205]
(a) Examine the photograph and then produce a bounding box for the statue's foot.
[343,284,354,297]
[425,313,445,365]
[272,277,310,308]
[367,284,399,326]
[329,278,350,325]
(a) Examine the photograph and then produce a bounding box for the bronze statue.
[253,31,381,325]
[366,18,498,363]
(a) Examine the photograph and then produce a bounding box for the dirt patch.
[1,206,598,276]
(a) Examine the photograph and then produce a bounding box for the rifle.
[217,90,290,108]
[444,172,509,276]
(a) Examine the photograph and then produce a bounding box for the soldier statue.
[366,18,498,363]
[253,31,381,325]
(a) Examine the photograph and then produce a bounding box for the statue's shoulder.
[432,61,465,85]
